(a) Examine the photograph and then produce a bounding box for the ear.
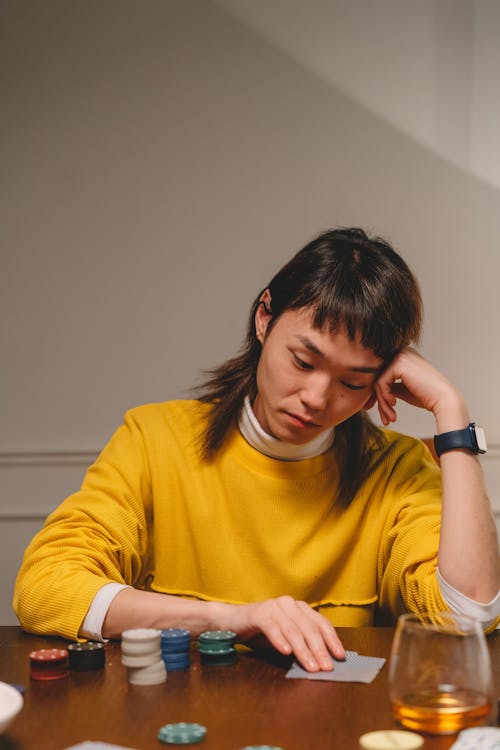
[255,289,273,343]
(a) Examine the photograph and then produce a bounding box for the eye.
[292,353,313,370]
[341,381,368,391]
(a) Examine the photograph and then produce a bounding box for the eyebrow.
[296,335,380,373]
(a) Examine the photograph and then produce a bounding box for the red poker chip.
[29,648,69,680]
[30,648,68,661]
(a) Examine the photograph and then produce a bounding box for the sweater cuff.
[437,567,500,629]
[80,582,131,640]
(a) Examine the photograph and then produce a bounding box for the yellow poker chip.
[359,730,424,750]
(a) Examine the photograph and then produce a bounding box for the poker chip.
[127,659,167,686]
[157,722,207,744]
[199,650,238,666]
[161,653,190,672]
[238,747,285,749]
[29,648,69,681]
[121,628,166,685]
[161,628,191,672]
[161,628,191,648]
[121,628,162,654]
[9,683,25,695]
[198,630,236,646]
[359,730,424,749]
[198,630,237,666]
[121,650,162,668]
[67,641,106,671]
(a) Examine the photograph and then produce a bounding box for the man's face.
[252,307,383,445]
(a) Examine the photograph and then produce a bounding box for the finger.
[265,600,324,671]
[259,619,294,657]
[297,602,345,661]
[374,383,396,425]
[279,622,321,672]
[281,602,344,672]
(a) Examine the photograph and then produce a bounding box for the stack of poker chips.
[29,648,69,681]
[198,630,238,666]
[161,628,191,671]
[121,628,167,685]
[67,641,106,671]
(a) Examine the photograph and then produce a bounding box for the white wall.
[2,0,499,624]
[214,0,500,189]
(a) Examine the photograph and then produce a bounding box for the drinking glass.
[388,612,494,735]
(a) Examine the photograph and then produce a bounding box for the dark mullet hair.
[195,227,423,506]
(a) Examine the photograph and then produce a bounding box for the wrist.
[208,600,234,631]
[433,391,470,433]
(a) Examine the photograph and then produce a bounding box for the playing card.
[285,649,386,683]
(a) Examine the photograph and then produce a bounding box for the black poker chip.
[67,641,106,671]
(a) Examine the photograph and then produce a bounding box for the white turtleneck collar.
[238,396,335,461]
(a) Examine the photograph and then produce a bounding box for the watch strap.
[433,422,486,457]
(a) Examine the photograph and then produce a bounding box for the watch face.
[475,425,487,452]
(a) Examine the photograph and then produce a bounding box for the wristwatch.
[433,422,487,457]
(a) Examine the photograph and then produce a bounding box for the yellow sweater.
[14,400,449,639]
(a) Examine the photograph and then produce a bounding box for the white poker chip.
[122,628,162,640]
[359,730,424,750]
[121,629,161,654]
[121,650,162,668]
[127,659,167,686]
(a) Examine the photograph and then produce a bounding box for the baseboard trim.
[0,450,98,467]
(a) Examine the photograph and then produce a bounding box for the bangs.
[285,265,420,361]
[311,293,408,362]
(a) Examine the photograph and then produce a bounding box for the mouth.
[285,412,320,429]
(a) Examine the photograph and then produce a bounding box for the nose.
[300,373,330,412]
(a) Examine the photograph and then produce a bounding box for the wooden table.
[0,626,499,750]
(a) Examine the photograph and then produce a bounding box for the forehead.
[275,308,383,369]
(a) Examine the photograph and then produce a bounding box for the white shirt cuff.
[80,582,131,640]
[437,567,500,629]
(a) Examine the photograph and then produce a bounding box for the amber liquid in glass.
[392,688,491,734]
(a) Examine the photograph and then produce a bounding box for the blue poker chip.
[163,653,191,671]
[9,683,25,695]
[163,651,191,662]
[158,722,207,744]
[161,628,190,640]
[161,629,191,655]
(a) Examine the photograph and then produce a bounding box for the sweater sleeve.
[13,409,153,640]
[377,437,500,631]
[376,436,449,624]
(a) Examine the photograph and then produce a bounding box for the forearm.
[102,588,224,638]
[436,397,500,602]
